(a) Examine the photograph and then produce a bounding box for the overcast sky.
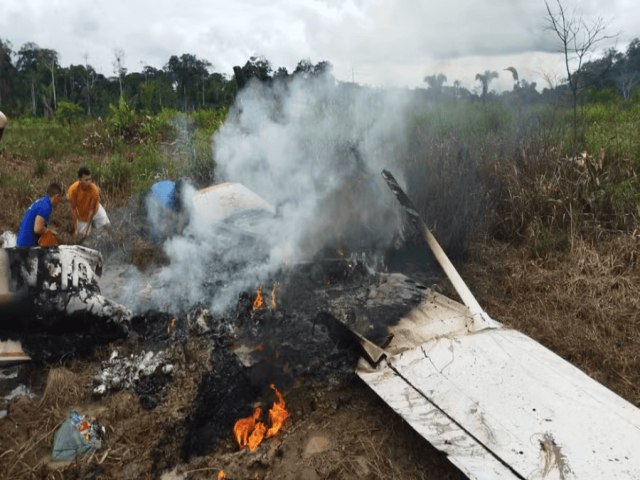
[2,0,639,92]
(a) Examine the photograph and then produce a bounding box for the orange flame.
[252,287,264,309]
[233,407,262,448]
[247,422,267,451]
[266,384,289,438]
[270,283,278,309]
[217,471,226,480]
[232,385,289,451]
[167,318,176,335]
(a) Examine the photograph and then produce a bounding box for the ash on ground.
[0,251,460,479]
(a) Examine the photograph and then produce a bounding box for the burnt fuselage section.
[0,246,130,361]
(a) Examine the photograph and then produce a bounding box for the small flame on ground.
[270,283,278,309]
[253,287,264,309]
[167,318,176,335]
[217,471,226,480]
[253,284,278,310]
[233,407,262,448]
[232,385,289,451]
[266,384,289,438]
[247,422,267,451]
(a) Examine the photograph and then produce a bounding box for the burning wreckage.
[1,173,640,479]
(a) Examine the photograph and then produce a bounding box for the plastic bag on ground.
[51,410,104,461]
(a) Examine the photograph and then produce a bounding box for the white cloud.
[1,0,637,89]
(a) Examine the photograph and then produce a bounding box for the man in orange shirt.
[67,166,110,239]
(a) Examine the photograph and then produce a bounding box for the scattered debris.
[4,384,34,402]
[51,410,105,461]
[93,349,173,409]
[0,231,16,248]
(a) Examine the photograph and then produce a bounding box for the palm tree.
[423,73,447,95]
[475,70,498,97]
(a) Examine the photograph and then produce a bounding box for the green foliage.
[585,87,619,105]
[1,116,86,159]
[156,108,180,126]
[191,108,227,131]
[492,110,640,250]
[185,108,226,185]
[90,153,133,198]
[106,98,175,146]
[107,98,138,142]
[412,101,515,139]
[130,144,173,194]
[190,128,216,186]
[1,63,638,260]
[55,100,84,124]
[154,110,224,187]
[583,101,640,166]
[406,97,638,253]
[81,119,114,153]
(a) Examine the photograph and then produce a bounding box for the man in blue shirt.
[150,180,181,211]
[146,178,188,241]
[16,183,63,247]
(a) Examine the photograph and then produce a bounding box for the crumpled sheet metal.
[357,290,640,480]
[192,182,276,223]
[3,245,131,323]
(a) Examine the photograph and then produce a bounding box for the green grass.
[2,98,637,256]
[2,117,88,159]
[584,101,640,167]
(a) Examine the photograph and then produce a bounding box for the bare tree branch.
[544,0,617,152]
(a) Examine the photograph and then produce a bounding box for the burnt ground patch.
[0,297,126,362]
[180,348,260,461]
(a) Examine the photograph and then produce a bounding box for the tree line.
[0,38,332,118]
[1,32,640,121]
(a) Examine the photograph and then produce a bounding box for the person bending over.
[146,178,188,241]
[67,166,110,240]
[16,182,63,247]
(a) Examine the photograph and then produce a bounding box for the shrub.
[107,98,138,143]
[191,108,227,130]
[56,100,85,125]
[90,153,133,200]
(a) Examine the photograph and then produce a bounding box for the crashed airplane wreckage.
[350,170,640,480]
[1,176,639,479]
[0,245,131,364]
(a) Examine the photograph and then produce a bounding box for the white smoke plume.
[123,74,418,314]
